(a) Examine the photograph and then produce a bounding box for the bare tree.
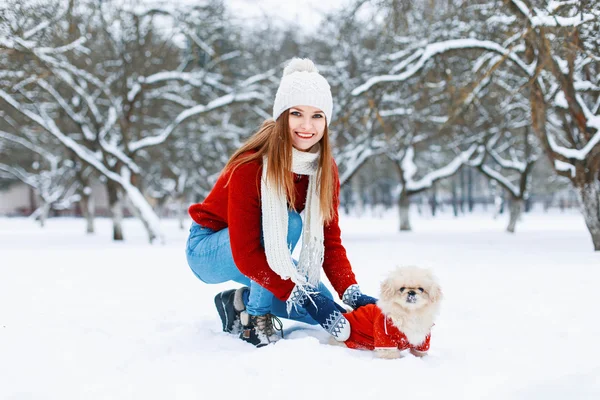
[352,0,600,249]
[0,0,268,242]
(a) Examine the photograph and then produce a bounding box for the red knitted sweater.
[188,157,357,301]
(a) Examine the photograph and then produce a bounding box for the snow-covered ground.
[1,209,599,399]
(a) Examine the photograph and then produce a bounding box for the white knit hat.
[272,58,333,126]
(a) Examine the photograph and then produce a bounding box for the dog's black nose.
[408,290,416,296]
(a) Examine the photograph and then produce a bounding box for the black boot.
[214,287,247,334]
[239,311,283,348]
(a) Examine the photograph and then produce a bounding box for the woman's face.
[288,105,326,152]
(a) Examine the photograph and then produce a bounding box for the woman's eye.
[418,288,424,292]
[291,111,301,116]
[313,114,323,118]
[399,287,405,292]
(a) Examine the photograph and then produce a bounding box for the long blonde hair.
[224,110,335,223]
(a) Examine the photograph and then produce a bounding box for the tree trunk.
[85,197,95,234]
[506,197,524,233]
[155,195,168,218]
[177,194,186,230]
[467,167,474,212]
[38,202,50,227]
[493,194,503,219]
[429,183,437,216]
[524,196,533,213]
[352,175,364,217]
[79,188,95,234]
[398,188,412,231]
[107,180,124,241]
[459,167,466,213]
[451,176,458,217]
[576,181,600,251]
[28,186,36,215]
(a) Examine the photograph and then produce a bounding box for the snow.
[127,83,141,103]
[554,91,569,109]
[554,160,576,177]
[547,0,580,13]
[36,36,88,55]
[2,209,598,399]
[380,107,412,117]
[402,146,418,181]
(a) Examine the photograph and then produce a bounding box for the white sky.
[140,0,348,31]
[227,0,347,30]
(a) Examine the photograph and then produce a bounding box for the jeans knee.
[287,211,302,247]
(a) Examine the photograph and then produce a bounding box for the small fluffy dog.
[335,266,443,359]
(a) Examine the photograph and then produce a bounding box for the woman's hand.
[287,285,350,341]
[342,284,378,309]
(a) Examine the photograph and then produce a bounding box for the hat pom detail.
[283,58,319,76]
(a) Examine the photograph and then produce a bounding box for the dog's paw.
[328,336,348,347]
[410,348,428,358]
[375,348,402,359]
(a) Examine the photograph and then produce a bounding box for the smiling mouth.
[295,131,315,139]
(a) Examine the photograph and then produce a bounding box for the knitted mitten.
[288,286,350,341]
[342,284,378,309]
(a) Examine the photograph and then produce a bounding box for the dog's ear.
[428,283,443,303]
[380,277,397,299]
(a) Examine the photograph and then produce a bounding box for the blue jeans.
[185,210,333,324]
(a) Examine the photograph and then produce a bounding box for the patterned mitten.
[342,284,378,309]
[288,286,350,341]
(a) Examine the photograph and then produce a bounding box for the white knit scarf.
[261,144,324,291]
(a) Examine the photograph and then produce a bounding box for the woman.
[185,58,377,347]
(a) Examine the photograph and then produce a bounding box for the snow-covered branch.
[487,147,526,172]
[547,126,600,160]
[511,0,596,27]
[22,2,70,39]
[554,159,576,177]
[36,37,88,56]
[401,146,417,182]
[405,145,478,192]
[0,163,37,187]
[336,137,386,186]
[352,39,533,96]
[128,91,262,153]
[0,130,58,168]
[36,79,96,141]
[479,164,520,196]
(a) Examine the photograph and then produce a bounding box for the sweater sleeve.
[322,160,358,298]
[227,163,295,301]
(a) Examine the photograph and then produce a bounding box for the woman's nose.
[300,117,313,129]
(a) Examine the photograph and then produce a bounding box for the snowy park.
[1,209,599,399]
[2,0,600,399]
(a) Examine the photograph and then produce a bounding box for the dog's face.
[380,267,442,312]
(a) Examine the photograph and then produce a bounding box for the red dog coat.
[343,304,431,352]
